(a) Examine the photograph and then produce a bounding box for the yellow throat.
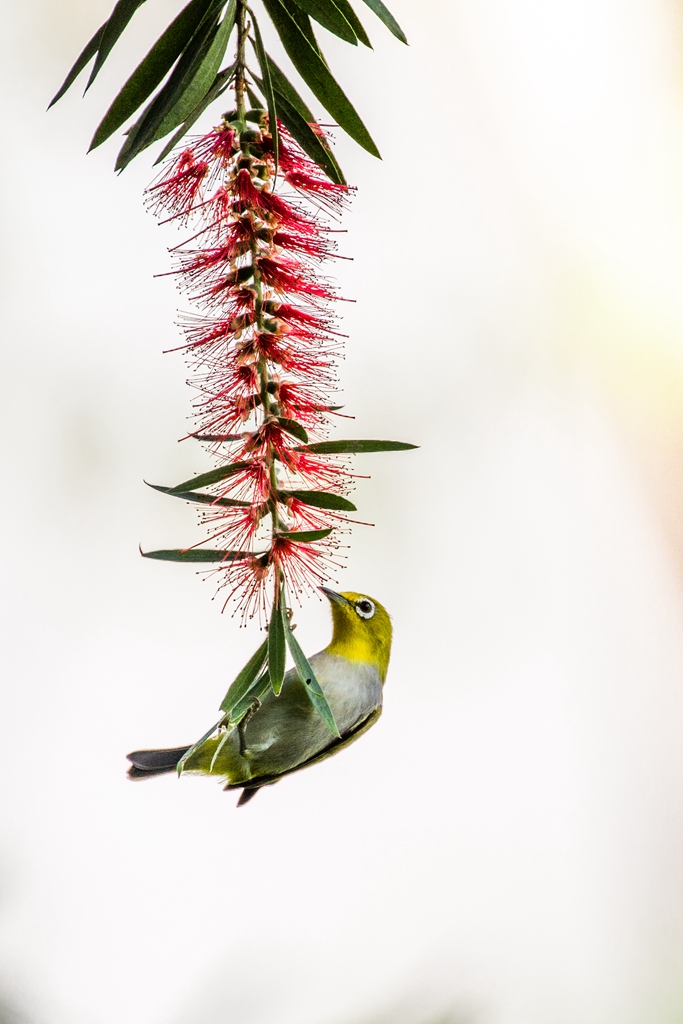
[322,589,393,683]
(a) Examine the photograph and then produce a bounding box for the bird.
[126,588,392,806]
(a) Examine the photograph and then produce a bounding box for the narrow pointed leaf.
[168,461,250,492]
[87,0,149,91]
[250,13,279,171]
[253,66,345,183]
[154,63,235,163]
[262,0,380,156]
[263,53,315,122]
[115,5,221,170]
[291,0,358,44]
[332,0,371,46]
[279,489,356,511]
[219,639,269,713]
[49,23,106,107]
[358,0,406,42]
[177,718,223,774]
[89,0,216,150]
[146,481,250,507]
[276,528,333,542]
[300,439,418,454]
[285,620,340,736]
[150,0,236,143]
[209,729,232,771]
[278,417,308,444]
[140,547,250,562]
[268,596,287,695]
[191,432,244,441]
[227,670,271,726]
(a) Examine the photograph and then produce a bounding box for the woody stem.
[235,0,248,119]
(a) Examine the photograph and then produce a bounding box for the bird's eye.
[355,598,375,619]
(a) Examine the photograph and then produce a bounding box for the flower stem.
[235,0,248,119]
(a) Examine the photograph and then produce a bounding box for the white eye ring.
[355,598,375,619]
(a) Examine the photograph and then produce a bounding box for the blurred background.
[3,0,683,1021]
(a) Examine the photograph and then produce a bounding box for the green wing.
[224,704,382,794]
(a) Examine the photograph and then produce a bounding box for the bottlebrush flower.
[146,115,353,618]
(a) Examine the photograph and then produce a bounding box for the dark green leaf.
[191,432,244,441]
[262,0,380,156]
[291,0,357,45]
[168,461,250,492]
[115,5,222,170]
[246,84,265,111]
[49,23,106,108]
[145,481,250,507]
[253,66,345,183]
[263,53,315,122]
[219,639,269,713]
[87,0,150,91]
[150,0,236,143]
[268,595,286,695]
[332,0,371,46]
[276,528,333,541]
[278,417,308,444]
[89,0,217,150]
[358,0,406,42]
[279,489,356,511]
[284,618,340,736]
[226,670,271,726]
[300,439,418,454]
[154,63,234,163]
[140,547,250,562]
[250,12,279,171]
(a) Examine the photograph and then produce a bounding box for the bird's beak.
[319,586,352,608]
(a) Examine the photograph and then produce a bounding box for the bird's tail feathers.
[126,746,190,780]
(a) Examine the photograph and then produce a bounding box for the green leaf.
[358,0,406,43]
[154,63,235,163]
[291,0,358,45]
[268,595,287,695]
[150,0,236,142]
[276,528,333,542]
[253,64,345,183]
[140,547,250,562]
[190,432,244,441]
[284,618,340,736]
[263,53,315,122]
[262,0,380,156]
[145,481,250,507]
[250,12,279,171]
[115,5,222,170]
[226,670,271,726]
[219,639,269,713]
[89,0,217,150]
[279,489,356,511]
[167,461,250,492]
[49,22,106,107]
[332,0,371,46]
[177,718,223,774]
[278,417,309,444]
[87,0,150,91]
[300,439,418,454]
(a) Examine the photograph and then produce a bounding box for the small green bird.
[127,589,392,805]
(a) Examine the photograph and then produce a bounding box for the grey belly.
[242,652,383,779]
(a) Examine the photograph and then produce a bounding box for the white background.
[2,0,683,1021]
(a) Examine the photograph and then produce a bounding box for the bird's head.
[321,588,393,683]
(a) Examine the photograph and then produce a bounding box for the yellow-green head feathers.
[321,589,393,683]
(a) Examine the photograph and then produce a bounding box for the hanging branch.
[50,0,416,746]
[49,0,407,179]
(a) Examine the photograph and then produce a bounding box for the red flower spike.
[147,119,355,616]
